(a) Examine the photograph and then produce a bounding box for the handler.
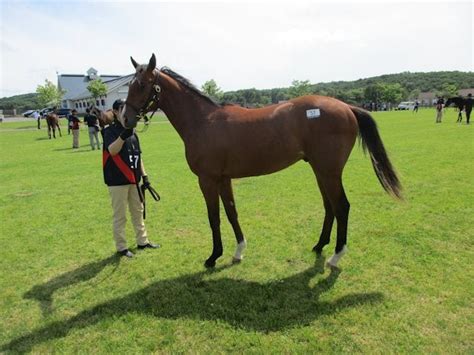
[103,99,160,257]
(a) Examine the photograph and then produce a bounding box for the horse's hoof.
[312,246,323,255]
[232,257,242,264]
[204,259,216,268]
[325,261,340,270]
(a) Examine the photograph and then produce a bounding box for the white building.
[57,68,132,113]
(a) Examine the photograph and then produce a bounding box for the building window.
[101,99,105,106]
[96,100,100,106]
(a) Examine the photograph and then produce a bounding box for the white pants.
[108,184,149,251]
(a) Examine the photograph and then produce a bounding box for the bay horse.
[45,112,62,139]
[120,54,402,269]
[445,97,465,123]
[89,105,115,128]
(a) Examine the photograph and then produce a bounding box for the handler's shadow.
[3,256,383,352]
[23,254,121,317]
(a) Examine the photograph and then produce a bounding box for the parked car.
[22,110,36,117]
[56,108,71,118]
[39,108,54,117]
[397,101,416,110]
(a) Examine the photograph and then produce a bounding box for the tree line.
[204,71,474,107]
[1,71,473,112]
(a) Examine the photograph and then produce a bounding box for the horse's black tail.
[350,106,402,199]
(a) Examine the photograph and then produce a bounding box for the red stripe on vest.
[111,154,137,184]
[102,151,110,168]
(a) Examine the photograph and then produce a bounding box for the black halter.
[125,71,162,131]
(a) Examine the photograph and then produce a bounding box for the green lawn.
[0,108,472,353]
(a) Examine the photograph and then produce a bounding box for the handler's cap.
[113,99,125,111]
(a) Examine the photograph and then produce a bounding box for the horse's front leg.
[220,178,246,263]
[198,176,222,268]
[48,126,51,139]
[57,124,62,137]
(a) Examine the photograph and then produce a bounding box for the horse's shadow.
[2,256,383,352]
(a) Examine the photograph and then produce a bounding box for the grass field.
[0,108,472,353]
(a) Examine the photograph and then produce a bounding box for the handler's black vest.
[102,123,142,186]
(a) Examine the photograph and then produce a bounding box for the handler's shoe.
[137,242,160,250]
[118,249,134,258]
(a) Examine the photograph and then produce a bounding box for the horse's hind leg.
[57,124,62,137]
[220,178,246,262]
[199,176,223,268]
[48,125,51,139]
[310,164,350,268]
[311,180,335,255]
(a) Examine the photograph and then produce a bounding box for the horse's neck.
[159,76,216,142]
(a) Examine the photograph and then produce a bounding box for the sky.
[0,0,472,98]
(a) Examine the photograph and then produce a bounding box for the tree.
[201,79,223,102]
[381,83,404,104]
[364,83,385,103]
[87,79,108,108]
[409,89,421,100]
[36,79,64,108]
[288,80,313,98]
[440,83,458,98]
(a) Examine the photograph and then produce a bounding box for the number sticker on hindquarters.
[306,108,321,119]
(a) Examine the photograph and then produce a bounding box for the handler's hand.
[119,129,133,140]
[142,175,151,190]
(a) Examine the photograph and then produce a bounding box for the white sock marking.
[327,245,348,267]
[233,239,247,260]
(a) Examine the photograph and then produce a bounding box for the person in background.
[66,112,74,135]
[435,96,444,123]
[413,100,419,113]
[102,99,160,258]
[465,93,472,125]
[70,109,81,148]
[33,110,40,129]
[84,108,101,150]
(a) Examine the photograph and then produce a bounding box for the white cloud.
[0,0,472,98]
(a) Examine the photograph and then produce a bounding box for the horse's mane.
[160,67,220,107]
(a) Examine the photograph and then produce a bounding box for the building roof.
[71,74,133,100]
[458,88,474,97]
[58,70,122,100]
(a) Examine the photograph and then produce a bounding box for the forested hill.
[0,93,40,112]
[313,71,473,93]
[221,70,474,106]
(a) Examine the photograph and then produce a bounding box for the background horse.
[89,105,115,128]
[121,54,402,269]
[45,112,62,139]
[445,97,465,122]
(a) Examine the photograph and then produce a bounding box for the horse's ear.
[131,56,139,69]
[147,53,156,72]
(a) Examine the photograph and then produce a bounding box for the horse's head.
[89,105,114,128]
[120,53,161,128]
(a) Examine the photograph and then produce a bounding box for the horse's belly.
[222,145,304,178]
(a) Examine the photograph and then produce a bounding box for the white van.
[397,101,416,110]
